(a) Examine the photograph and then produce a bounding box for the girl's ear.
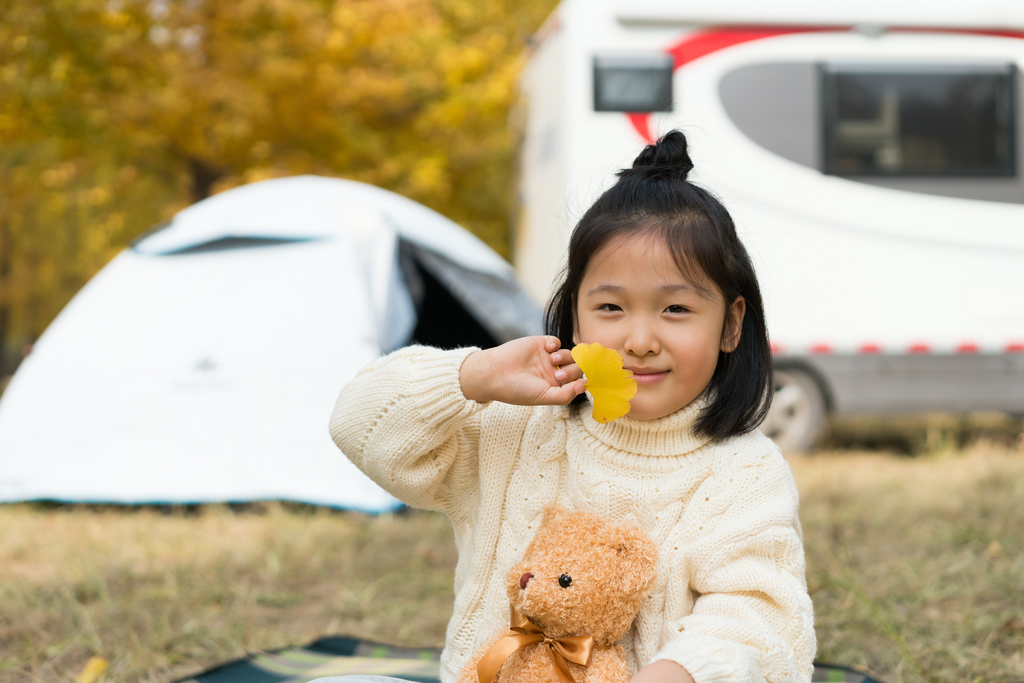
[720,296,746,353]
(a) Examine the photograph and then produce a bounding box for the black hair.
[544,130,773,440]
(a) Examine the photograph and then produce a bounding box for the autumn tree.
[0,0,558,376]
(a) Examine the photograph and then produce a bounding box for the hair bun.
[626,130,694,182]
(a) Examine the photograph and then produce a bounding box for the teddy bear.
[458,506,658,683]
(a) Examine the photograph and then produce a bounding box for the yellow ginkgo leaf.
[75,656,109,683]
[571,343,637,423]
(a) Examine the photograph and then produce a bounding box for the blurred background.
[0,0,553,382]
[1,1,1023,683]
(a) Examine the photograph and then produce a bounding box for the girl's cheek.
[578,320,623,347]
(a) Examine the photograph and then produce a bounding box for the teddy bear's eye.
[558,574,572,588]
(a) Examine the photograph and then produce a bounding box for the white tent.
[0,176,542,512]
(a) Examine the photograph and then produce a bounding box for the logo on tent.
[194,357,218,373]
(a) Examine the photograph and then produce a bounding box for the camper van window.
[593,54,673,112]
[821,63,1016,177]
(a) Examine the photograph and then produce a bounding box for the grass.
[795,443,1024,682]
[1,427,1023,683]
[0,506,458,683]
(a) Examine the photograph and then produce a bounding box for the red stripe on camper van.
[901,27,1024,40]
[765,340,1024,355]
[665,28,822,69]
[629,27,821,142]
[627,113,654,144]
[628,26,1024,143]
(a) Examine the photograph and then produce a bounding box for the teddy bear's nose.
[519,572,534,589]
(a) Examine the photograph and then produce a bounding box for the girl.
[328,131,815,683]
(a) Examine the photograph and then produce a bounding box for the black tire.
[762,367,828,453]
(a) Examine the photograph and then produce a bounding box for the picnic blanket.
[176,636,885,683]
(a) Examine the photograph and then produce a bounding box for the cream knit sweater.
[329,346,816,683]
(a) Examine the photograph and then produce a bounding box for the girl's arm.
[329,338,583,514]
[329,346,485,513]
[649,445,816,683]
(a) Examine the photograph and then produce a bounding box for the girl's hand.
[629,661,695,683]
[460,336,586,406]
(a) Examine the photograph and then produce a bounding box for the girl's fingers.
[542,380,586,405]
[553,363,583,383]
[567,380,586,398]
[549,350,575,367]
[545,336,562,352]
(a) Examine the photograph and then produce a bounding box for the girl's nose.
[624,321,660,357]
[519,572,534,589]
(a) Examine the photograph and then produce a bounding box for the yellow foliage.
[0,0,559,370]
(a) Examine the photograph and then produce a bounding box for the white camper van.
[514,0,1024,450]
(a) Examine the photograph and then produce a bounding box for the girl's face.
[575,233,745,421]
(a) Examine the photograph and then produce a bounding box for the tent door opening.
[397,240,501,350]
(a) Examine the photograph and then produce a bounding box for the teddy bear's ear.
[607,523,659,591]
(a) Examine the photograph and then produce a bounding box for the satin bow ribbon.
[476,605,599,683]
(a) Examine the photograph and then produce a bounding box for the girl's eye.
[598,303,622,312]
[665,305,689,314]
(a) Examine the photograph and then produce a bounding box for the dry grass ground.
[795,444,1024,682]
[1,431,1023,683]
[0,506,458,683]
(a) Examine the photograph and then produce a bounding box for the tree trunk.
[0,215,10,375]
[0,304,8,374]
[188,157,224,203]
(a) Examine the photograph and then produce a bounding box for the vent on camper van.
[821,63,1017,177]
[593,54,674,112]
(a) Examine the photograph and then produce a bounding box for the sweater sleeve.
[328,345,489,514]
[651,447,816,683]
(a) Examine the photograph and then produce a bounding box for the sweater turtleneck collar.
[578,395,712,456]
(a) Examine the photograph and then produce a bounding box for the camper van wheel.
[762,368,827,453]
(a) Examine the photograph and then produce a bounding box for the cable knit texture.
[329,346,816,683]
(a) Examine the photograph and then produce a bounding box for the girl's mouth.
[627,368,669,385]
